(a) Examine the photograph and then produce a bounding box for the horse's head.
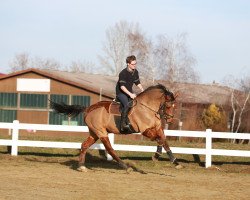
[136,84,177,123]
[162,99,176,123]
[161,87,178,124]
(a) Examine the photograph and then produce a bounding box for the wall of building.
[0,72,111,128]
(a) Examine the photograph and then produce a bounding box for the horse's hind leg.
[77,135,98,172]
[100,137,129,170]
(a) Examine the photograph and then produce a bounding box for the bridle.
[132,96,175,121]
[160,101,175,121]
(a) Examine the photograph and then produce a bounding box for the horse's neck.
[130,92,164,133]
[136,92,163,110]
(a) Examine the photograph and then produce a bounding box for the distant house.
[0,68,249,132]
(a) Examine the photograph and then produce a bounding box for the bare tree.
[223,74,250,143]
[98,20,153,78]
[9,53,30,72]
[31,57,61,70]
[127,31,154,82]
[154,33,200,84]
[67,60,95,73]
[99,21,199,86]
[9,53,62,72]
[98,21,131,75]
[230,89,250,143]
[9,52,99,74]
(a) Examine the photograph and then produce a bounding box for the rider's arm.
[120,86,136,99]
[134,70,143,92]
[137,83,144,92]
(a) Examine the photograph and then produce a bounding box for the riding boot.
[120,109,130,133]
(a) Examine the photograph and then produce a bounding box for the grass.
[0,132,249,172]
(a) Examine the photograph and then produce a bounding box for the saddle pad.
[109,102,121,115]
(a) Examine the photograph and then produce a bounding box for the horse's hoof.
[77,166,88,172]
[152,155,159,162]
[126,167,133,174]
[119,162,128,170]
[175,164,184,169]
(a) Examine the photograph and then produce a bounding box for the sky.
[0,0,250,84]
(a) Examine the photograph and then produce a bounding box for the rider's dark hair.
[126,55,136,64]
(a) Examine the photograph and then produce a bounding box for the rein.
[138,101,160,115]
[129,86,176,121]
[133,99,173,120]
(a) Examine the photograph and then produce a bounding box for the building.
[0,68,249,132]
[0,68,115,126]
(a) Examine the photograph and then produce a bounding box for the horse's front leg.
[152,144,163,161]
[153,130,180,166]
[162,139,179,165]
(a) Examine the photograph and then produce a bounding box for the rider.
[116,55,144,133]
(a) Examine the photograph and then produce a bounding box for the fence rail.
[0,120,249,168]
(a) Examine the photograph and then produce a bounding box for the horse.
[50,84,181,172]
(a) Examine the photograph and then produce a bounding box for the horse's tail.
[50,100,86,118]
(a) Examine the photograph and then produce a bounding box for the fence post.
[106,133,114,161]
[205,129,212,168]
[11,120,19,156]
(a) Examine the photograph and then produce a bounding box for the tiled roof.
[0,68,233,105]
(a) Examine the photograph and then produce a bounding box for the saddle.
[88,100,135,134]
[88,100,121,115]
[109,100,122,115]
[109,98,135,116]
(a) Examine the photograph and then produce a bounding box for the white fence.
[0,120,249,168]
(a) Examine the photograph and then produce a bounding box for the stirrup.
[120,124,130,132]
[120,123,134,134]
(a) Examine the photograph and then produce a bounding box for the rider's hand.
[130,93,136,99]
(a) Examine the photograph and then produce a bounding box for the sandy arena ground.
[0,152,249,200]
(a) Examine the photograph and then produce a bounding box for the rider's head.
[126,55,137,71]
[126,55,136,64]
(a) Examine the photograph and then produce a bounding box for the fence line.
[0,120,249,168]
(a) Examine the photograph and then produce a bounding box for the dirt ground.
[0,152,249,200]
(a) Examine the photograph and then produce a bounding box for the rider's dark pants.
[116,93,133,133]
[117,93,130,132]
[117,93,130,112]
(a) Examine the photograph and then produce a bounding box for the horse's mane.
[137,84,175,101]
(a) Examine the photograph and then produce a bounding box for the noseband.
[159,101,175,121]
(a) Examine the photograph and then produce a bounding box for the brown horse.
[50,84,180,172]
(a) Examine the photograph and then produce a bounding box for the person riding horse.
[116,55,144,133]
[50,83,180,172]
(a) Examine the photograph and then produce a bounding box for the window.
[49,111,68,125]
[72,95,90,126]
[20,94,48,108]
[50,94,69,104]
[0,93,17,107]
[49,95,69,125]
[48,94,90,125]
[72,95,90,106]
[0,110,17,122]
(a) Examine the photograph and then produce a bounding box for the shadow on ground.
[1,150,249,172]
